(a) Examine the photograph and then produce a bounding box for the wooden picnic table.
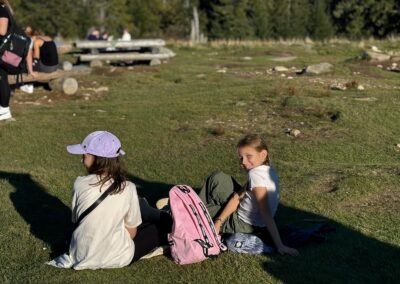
[72,39,175,67]
[73,39,166,49]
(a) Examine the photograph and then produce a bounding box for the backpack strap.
[75,181,117,225]
[2,5,16,35]
[199,202,227,251]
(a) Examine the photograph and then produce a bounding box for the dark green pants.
[199,171,259,234]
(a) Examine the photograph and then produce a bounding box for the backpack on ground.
[168,185,226,265]
[0,5,31,78]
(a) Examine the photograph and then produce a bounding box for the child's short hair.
[237,134,271,165]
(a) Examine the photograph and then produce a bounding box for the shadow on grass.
[2,170,399,282]
[0,171,71,257]
[264,204,400,283]
[1,171,172,257]
[127,173,173,206]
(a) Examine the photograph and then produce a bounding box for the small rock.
[84,97,90,101]
[273,66,289,72]
[330,83,347,91]
[280,73,286,77]
[354,97,377,102]
[150,59,161,66]
[290,129,301,137]
[305,62,333,75]
[48,99,52,103]
[357,85,365,91]
[362,51,390,62]
[287,76,294,79]
[196,74,206,78]
[217,68,227,73]
[377,64,383,68]
[242,56,252,60]
[90,60,103,68]
[95,86,109,93]
[370,45,381,53]
[236,102,247,107]
[109,67,117,73]
[396,143,400,149]
[73,113,76,117]
[96,109,107,113]
[127,66,134,70]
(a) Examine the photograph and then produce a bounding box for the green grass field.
[1,41,399,283]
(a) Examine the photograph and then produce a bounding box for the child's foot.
[140,245,170,260]
[156,198,169,210]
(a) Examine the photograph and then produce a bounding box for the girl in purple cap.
[47,131,172,270]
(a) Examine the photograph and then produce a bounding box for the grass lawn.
[0,40,399,283]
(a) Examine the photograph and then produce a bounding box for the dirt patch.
[12,79,108,106]
[313,172,346,193]
[342,187,400,214]
[346,63,385,79]
[218,63,257,69]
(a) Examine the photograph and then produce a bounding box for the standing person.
[198,134,299,256]
[25,28,59,73]
[0,1,36,119]
[48,131,172,269]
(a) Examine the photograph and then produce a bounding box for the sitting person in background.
[120,28,131,41]
[25,27,59,73]
[86,27,100,40]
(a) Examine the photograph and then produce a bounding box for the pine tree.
[248,0,273,39]
[127,0,163,37]
[271,0,294,39]
[309,0,333,40]
[332,0,396,38]
[288,0,310,38]
[205,0,253,39]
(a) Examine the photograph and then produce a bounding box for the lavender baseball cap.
[67,131,125,158]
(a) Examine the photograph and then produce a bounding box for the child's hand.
[214,220,222,235]
[277,245,299,256]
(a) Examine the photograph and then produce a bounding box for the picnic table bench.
[9,66,92,95]
[72,39,175,67]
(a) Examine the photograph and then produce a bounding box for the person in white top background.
[199,134,298,256]
[48,131,172,270]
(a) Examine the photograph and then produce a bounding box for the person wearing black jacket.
[0,0,36,121]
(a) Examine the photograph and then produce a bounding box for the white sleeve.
[249,169,267,190]
[124,183,142,228]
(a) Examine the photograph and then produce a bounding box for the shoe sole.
[156,198,169,210]
[0,112,12,121]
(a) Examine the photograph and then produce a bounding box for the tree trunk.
[48,77,78,95]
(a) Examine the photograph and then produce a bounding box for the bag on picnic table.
[0,5,30,76]
[168,185,226,265]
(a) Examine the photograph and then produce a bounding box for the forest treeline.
[11,0,400,40]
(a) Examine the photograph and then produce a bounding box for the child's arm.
[253,187,299,256]
[214,193,241,234]
[125,226,137,239]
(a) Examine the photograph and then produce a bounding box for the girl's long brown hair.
[87,156,127,194]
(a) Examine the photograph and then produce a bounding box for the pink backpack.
[168,185,226,265]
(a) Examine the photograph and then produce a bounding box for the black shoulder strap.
[2,5,16,35]
[75,181,117,225]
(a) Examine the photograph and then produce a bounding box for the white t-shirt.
[47,175,141,270]
[237,165,279,227]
